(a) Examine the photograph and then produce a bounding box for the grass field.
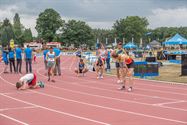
[151,64,187,83]
[109,63,187,84]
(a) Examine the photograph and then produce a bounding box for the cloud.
[0,4,38,36]
[1,0,187,37]
[87,21,113,29]
[0,5,18,21]
[20,15,37,36]
[148,8,187,28]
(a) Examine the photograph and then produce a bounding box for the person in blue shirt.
[53,47,61,76]
[24,45,33,73]
[43,45,49,70]
[2,47,9,73]
[8,47,16,73]
[15,45,22,73]
[106,48,111,73]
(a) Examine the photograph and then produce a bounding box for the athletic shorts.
[79,69,83,73]
[28,73,37,86]
[127,61,134,68]
[76,55,81,58]
[47,61,55,68]
[116,62,125,68]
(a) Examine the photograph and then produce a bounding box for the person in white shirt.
[16,73,44,90]
[46,47,56,82]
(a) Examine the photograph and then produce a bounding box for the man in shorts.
[53,47,61,76]
[16,73,44,90]
[111,41,126,83]
[46,47,56,82]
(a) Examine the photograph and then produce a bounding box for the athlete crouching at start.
[95,56,105,79]
[16,73,44,90]
[75,58,88,77]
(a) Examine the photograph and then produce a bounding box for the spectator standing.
[2,47,9,73]
[8,47,16,73]
[24,45,32,73]
[53,47,61,76]
[15,45,22,73]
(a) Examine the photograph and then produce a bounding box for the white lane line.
[153,100,187,106]
[36,63,187,112]
[25,91,187,124]
[0,113,29,125]
[0,71,111,125]
[0,91,34,95]
[72,72,187,96]
[0,93,110,125]
[2,90,187,124]
[1,58,187,124]
[159,105,187,112]
[47,84,187,112]
[37,67,181,102]
[67,58,187,96]
[0,106,38,111]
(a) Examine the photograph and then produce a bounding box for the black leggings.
[16,59,22,73]
[9,58,16,73]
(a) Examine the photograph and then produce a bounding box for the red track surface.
[0,56,187,125]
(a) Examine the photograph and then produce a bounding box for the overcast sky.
[0,0,187,36]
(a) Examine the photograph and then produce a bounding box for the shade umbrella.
[149,40,161,49]
[163,33,187,45]
[123,42,137,49]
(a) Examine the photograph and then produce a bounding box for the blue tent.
[123,42,137,49]
[163,33,187,45]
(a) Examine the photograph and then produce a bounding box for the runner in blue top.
[24,45,33,73]
[53,47,61,76]
[2,47,9,73]
[15,46,22,73]
[8,47,16,73]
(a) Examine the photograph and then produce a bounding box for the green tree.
[23,28,33,42]
[113,16,149,44]
[62,20,94,48]
[0,18,15,47]
[13,13,24,45]
[35,8,64,42]
[92,29,115,45]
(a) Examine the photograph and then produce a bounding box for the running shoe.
[51,79,55,82]
[128,87,133,92]
[117,80,121,84]
[38,81,45,88]
[118,85,125,90]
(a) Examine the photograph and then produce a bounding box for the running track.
[0,56,187,125]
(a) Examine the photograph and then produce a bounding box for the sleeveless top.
[79,63,85,69]
[47,52,55,62]
[125,56,133,64]
[97,58,103,66]
[115,49,125,62]
[99,49,106,58]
